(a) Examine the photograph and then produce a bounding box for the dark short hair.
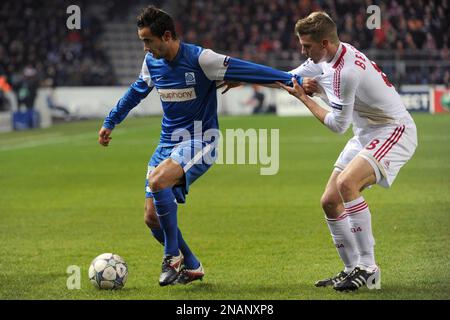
[136,5,177,39]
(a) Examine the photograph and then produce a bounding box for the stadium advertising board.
[432,87,450,113]
[399,85,431,113]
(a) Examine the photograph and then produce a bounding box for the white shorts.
[334,119,417,188]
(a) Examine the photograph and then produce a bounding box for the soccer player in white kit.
[278,12,418,291]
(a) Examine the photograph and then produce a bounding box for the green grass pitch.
[0,113,449,300]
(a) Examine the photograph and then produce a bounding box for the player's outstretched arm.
[102,80,152,130]
[216,81,242,94]
[198,49,303,87]
[99,58,154,147]
[217,77,318,95]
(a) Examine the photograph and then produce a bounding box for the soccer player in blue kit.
[98,6,303,286]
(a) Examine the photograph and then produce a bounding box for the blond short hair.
[295,12,339,45]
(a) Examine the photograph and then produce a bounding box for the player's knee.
[336,175,356,196]
[321,193,341,214]
[321,194,335,211]
[148,171,164,192]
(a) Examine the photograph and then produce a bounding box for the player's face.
[298,34,327,63]
[138,27,169,59]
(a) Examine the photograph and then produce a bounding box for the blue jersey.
[103,42,302,146]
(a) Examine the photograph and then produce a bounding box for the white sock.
[344,196,377,270]
[326,214,359,273]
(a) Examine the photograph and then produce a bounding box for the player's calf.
[144,199,165,245]
[144,211,160,229]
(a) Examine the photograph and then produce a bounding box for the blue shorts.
[145,140,217,203]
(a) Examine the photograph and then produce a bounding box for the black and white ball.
[88,253,128,290]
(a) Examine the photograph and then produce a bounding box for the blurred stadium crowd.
[0,0,118,89]
[0,0,448,100]
[177,0,449,85]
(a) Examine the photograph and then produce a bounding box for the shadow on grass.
[169,281,319,299]
[167,281,450,300]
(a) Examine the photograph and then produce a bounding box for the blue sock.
[177,229,200,269]
[152,188,179,256]
[150,227,200,269]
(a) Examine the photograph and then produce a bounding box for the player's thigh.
[148,158,184,191]
[333,135,375,192]
[144,197,160,228]
[338,155,377,193]
[334,136,363,171]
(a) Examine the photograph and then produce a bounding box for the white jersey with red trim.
[290,42,412,136]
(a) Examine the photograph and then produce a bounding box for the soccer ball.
[88,253,128,290]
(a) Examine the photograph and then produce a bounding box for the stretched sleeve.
[198,49,303,86]
[103,58,154,130]
[324,69,359,134]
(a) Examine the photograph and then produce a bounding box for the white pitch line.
[0,126,150,152]
[0,132,93,152]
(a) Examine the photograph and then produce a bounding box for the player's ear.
[163,30,172,42]
[321,39,328,48]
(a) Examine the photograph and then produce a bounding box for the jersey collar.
[328,43,347,69]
